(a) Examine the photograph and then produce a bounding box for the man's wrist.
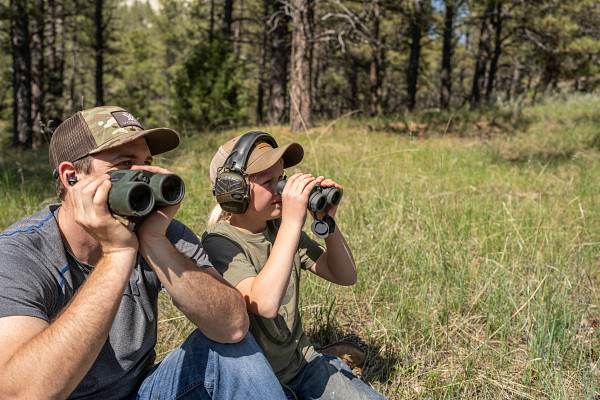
[100,246,138,261]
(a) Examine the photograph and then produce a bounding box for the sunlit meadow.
[2,93,600,399]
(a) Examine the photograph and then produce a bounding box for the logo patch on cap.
[111,111,144,130]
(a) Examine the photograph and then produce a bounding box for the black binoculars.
[107,170,185,218]
[276,179,341,213]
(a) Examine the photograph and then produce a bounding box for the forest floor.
[2,92,600,399]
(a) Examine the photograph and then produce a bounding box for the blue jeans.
[132,329,286,400]
[282,352,387,400]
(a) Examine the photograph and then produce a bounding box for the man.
[0,106,286,399]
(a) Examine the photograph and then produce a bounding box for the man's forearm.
[0,250,136,399]
[139,238,249,343]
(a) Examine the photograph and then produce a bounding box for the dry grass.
[2,93,600,399]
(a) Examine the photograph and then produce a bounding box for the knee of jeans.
[205,333,269,369]
[181,329,256,350]
[216,331,265,357]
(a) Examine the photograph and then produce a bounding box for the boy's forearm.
[323,228,357,286]
[245,220,302,318]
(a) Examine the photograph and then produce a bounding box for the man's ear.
[58,162,77,187]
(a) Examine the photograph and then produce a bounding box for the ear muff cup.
[213,131,278,214]
[213,171,250,214]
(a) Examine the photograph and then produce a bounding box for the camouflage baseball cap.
[49,106,180,177]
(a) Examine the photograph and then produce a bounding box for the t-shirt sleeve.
[166,219,212,268]
[0,243,58,322]
[297,230,325,271]
[201,233,258,287]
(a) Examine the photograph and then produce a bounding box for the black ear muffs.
[213,131,278,214]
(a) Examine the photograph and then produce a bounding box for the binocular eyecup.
[107,170,186,218]
[276,179,341,213]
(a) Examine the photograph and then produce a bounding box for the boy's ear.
[58,162,77,187]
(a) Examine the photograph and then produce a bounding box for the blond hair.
[206,203,232,227]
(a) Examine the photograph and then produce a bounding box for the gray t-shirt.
[0,204,212,399]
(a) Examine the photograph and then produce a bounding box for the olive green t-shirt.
[201,218,324,384]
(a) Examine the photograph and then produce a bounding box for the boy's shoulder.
[202,221,243,247]
[204,220,236,236]
[203,218,282,236]
[202,219,284,249]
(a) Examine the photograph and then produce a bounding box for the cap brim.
[246,142,304,175]
[89,127,180,156]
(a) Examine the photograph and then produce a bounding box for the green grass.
[2,92,600,398]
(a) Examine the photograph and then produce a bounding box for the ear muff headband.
[224,131,278,174]
[214,131,278,214]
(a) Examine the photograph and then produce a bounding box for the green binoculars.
[276,179,341,213]
[107,170,185,217]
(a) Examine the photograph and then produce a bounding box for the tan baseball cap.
[209,135,304,186]
[49,106,180,177]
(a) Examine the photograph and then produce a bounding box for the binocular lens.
[107,170,185,219]
[128,185,154,214]
[159,175,185,204]
[323,187,341,207]
[309,193,327,213]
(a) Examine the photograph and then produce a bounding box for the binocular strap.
[113,214,139,232]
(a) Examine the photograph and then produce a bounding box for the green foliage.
[172,41,249,130]
[111,23,169,127]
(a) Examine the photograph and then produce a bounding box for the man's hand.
[67,173,138,254]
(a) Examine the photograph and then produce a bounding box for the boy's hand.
[281,173,318,228]
[314,176,343,219]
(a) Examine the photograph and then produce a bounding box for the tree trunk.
[67,16,78,114]
[10,0,32,148]
[510,58,521,101]
[346,53,359,112]
[369,0,380,117]
[222,0,233,39]
[440,0,455,109]
[209,0,215,44]
[233,0,243,56]
[310,39,320,115]
[485,1,503,103]
[31,0,44,148]
[95,0,104,106]
[406,0,425,111]
[46,0,64,130]
[470,0,494,105]
[267,0,288,125]
[289,0,314,132]
[256,0,268,124]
